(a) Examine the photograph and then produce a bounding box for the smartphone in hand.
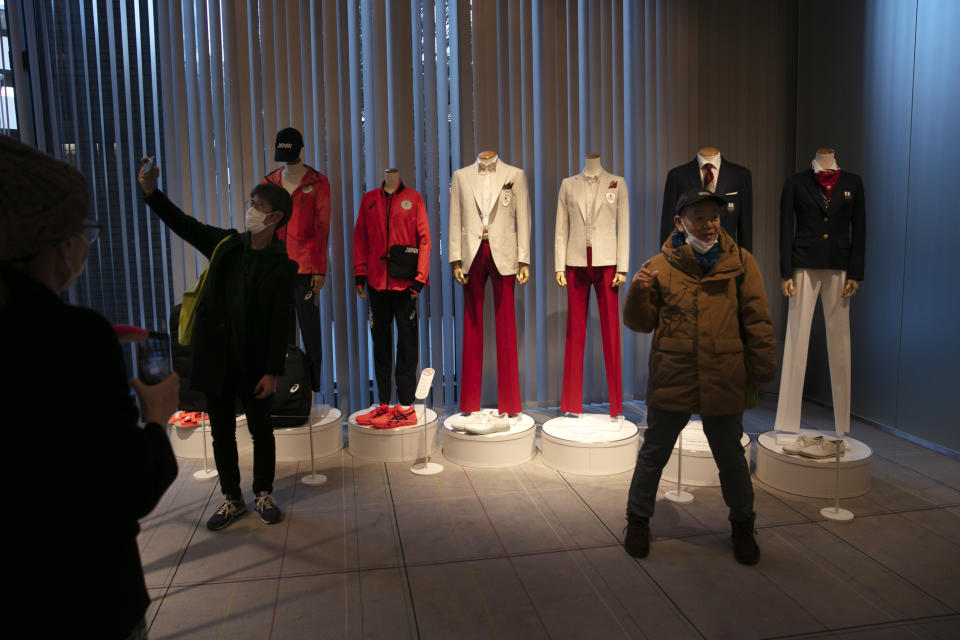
[140,155,155,175]
[137,331,171,385]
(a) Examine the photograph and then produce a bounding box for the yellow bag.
[178,235,230,346]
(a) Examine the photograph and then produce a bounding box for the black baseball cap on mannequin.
[274,127,304,162]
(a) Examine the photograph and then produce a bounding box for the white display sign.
[414,368,435,400]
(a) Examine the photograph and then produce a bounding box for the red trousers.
[460,240,522,414]
[561,249,622,417]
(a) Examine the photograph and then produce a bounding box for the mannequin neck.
[478,150,498,167]
[383,169,401,194]
[283,160,307,180]
[281,161,307,195]
[813,149,838,171]
[698,147,721,166]
[583,154,603,177]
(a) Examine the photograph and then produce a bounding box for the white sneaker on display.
[781,434,819,454]
[465,413,510,435]
[798,437,846,459]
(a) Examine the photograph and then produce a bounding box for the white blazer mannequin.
[448,151,531,415]
[449,154,531,278]
[554,156,629,277]
[554,154,628,417]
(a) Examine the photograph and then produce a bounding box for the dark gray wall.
[796,0,960,452]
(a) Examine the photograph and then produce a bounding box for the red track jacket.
[262,165,331,275]
[354,183,431,292]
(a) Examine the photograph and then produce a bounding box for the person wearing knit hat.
[0,134,180,639]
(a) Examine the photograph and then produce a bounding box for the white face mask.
[681,220,717,254]
[244,206,270,234]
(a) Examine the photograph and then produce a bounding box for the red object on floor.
[372,405,417,429]
[356,403,392,426]
[459,241,522,415]
[561,249,623,417]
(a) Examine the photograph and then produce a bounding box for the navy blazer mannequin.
[779,169,865,282]
[659,153,753,251]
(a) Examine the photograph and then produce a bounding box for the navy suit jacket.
[779,169,865,281]
[659,158,753,251]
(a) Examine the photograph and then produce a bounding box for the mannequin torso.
[556,153,626,288]
[782,148,858,299]
[451,151,530,285]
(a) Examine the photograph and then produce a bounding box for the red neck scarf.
[814,169,841,199]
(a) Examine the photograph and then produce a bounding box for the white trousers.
[774,268,851,434]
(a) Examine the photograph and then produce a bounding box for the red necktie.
[815,169,841,199]
[702,163,714,191]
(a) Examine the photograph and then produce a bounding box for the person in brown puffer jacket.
[622,188,776,565]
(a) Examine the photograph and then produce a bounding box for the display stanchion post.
[411,368,442,476]
[820,438,853,521]
[192,414,218,481]
[301,405,328,486]
[665,426,694,503]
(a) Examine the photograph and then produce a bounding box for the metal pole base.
[410,461,444,476]
[300,473,327,486]
[665,490,694,503]
[821,506,854,522]
[193,468,218,481]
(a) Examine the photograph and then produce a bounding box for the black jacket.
[660,158,754,251]
[779,169,866,280]
[0,266,178,639]
[145,189,297,392]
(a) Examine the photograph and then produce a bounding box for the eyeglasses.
[245,199,275,215]
[81,222,103,244]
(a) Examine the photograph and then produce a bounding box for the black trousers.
[367,287,419,406]
[289,274,323,391]
[626,407,755,523]
[206,370,276,500]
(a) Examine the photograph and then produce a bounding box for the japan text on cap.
[274,127,304,162]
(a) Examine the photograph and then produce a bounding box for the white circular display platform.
[754,429,872,498]
[347,407,439,462]
[661,420,751,487]
[274,405,343,462]
[442,410,536,468]
[168,414,252,459]
[540,415,639,475]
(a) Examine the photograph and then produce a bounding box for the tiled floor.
[140,399,960,639]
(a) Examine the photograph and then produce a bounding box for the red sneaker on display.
[372,405,418,429]
[356,403,392,426]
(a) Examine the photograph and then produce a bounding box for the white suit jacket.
[448,160,531,275]
[554,171,629,273]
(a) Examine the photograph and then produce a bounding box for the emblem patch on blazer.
[501,192,512,207]
[401,200,412,210]
[605,191,616,204]
[727,202,735,211]
[302,185,313,194]
[843,191,852,199]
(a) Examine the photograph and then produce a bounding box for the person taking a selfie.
[138,159,297,531]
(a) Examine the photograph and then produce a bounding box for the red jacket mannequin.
[262,166,331,275]
[354,182,431,292]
